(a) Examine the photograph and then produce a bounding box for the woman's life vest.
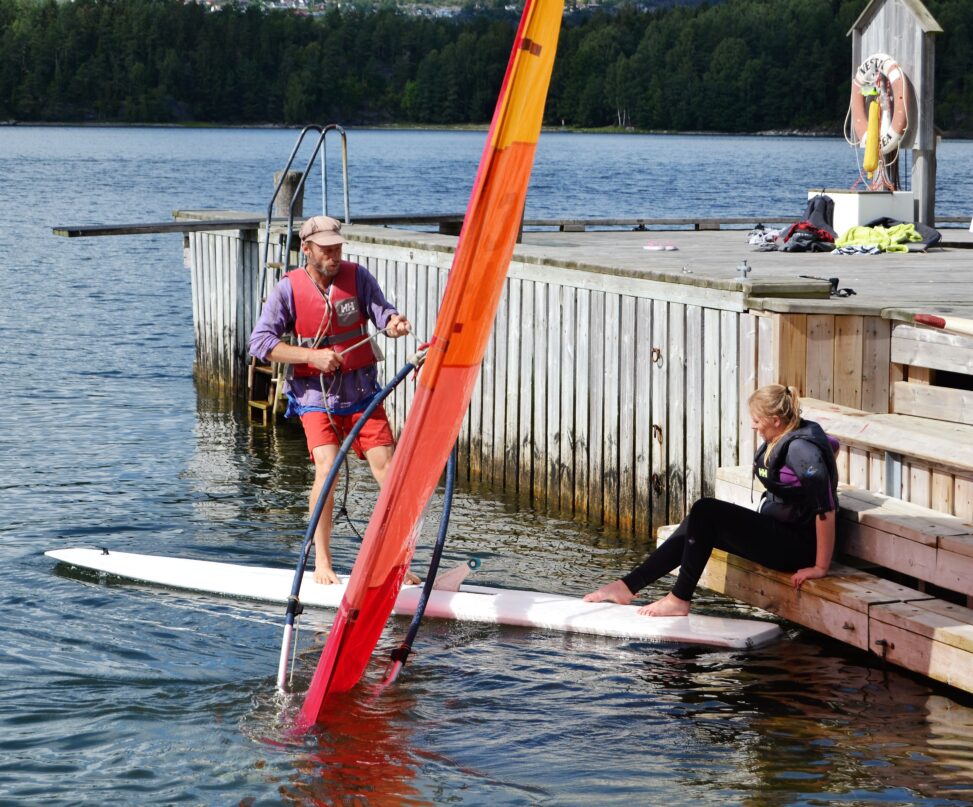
[753,420,839,526]
[287,262,382,378]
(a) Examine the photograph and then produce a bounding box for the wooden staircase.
[247,357,286,425]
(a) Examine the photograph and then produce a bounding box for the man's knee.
[366,445,394,480]
[310,445,340,480]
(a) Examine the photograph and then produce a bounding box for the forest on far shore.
[1,0,971,134]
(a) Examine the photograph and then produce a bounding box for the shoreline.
[5,119,972,141]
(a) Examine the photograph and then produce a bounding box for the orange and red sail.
[298,0,564,729]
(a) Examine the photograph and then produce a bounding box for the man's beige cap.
[299,215,344,247]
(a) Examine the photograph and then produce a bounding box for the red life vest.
[287,261,380,377]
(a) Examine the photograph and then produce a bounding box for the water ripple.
[2,127,973,806]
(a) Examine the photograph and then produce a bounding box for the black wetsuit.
[622,420,838,601]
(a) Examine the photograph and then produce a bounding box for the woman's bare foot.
[583,579,634,605]
[637,592,690,617]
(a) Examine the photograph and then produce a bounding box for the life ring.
[850,52,909,155]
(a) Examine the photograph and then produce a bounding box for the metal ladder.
[248,124,351,423]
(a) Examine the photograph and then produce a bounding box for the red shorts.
[300,406,395,460]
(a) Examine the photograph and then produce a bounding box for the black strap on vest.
[295,325,367,349]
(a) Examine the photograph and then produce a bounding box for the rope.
[315,324,426,543]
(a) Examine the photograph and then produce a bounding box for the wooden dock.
[180,217,973,525]
[174,214,973,694]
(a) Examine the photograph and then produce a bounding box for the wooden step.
[893,380,973,427]
[802,397,973,474]
[657,526,973,693]
[715,465,973,597]
[870,599,973,691]
[657,526,931,652]
[891,322,973,377]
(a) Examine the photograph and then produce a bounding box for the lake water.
[2,125,973,806]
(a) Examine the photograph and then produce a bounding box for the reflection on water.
[635,638,973,806]
[244,685,430,807]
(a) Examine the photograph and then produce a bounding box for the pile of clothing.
[751,195,837,253]
[748,195,944,255]
[833,216,942,254]
[747,225,780,248]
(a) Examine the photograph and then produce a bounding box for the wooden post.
[913,147,937,225]
[913,26,939,225]
[273,170,305,219]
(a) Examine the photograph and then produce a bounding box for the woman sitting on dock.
[585,384,838,617]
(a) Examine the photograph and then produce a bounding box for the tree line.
[1,0,970,134]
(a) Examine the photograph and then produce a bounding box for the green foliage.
[0,0,970,133]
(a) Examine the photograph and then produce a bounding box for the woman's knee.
[686,497,723,530]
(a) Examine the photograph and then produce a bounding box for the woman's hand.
[791,565,828,589]
[793,510,837,590]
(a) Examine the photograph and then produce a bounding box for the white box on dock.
[809,190,914,240]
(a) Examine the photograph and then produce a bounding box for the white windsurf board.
[46,547,780,649]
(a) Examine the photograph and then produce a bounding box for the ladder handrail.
[260,124,317,296]
[249,124,351,419]
[258,124,351,300]
[281,124,350,276]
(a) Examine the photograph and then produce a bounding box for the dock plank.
[603,295,621,527]
[545,283,561,505]
[684,305,704,509]
[587,290,605,524]
[574,289,590,518]
[619,295,637,532]
[667,302,686,525]
[651,299,668,528]
[531,282,547,504]
[893,381,973,426]
[634,299,654,537]
[680,546,931,651]
[870,600,973,691]
[518,280,535,502]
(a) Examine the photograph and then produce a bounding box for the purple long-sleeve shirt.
[248,265,398,414]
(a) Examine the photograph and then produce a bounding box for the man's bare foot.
[583,579,634,605]
[314,566,341,585]
[404,570,421,585]
[637,592,690,617]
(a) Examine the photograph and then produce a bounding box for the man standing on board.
[249,216,412,585]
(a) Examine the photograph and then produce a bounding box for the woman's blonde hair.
[748,384,801,462]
